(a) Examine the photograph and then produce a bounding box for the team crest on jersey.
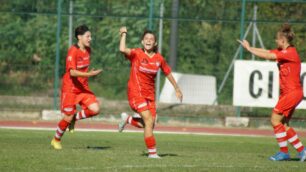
[155,62,160,67]
[141,58,149,64]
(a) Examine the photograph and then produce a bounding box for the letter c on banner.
[300,72,306,100]
[249,70,263,98]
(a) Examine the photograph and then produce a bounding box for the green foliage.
[0,0,306,105]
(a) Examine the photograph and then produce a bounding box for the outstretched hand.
[237,39,250,51]
[89,68,103,76]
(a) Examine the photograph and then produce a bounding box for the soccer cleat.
[297,148,306,162]
[118,112,129,132]
[148,154,161,159]
[269,151,290,161]
[51,138,62,150]
[68,115,76,133]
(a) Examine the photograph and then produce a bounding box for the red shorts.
[273,89,303,119]
[128,96,156,119]
[61,91,98,115]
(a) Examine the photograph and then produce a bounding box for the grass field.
[0,129,306,172]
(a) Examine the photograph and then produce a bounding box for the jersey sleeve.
[66,47,77,71]
[269,49,294,62]
[160,56,172,76]
[125,48,137,61]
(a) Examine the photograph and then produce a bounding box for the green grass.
[0,129,306,172]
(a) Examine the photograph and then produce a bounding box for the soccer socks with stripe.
[273,124,288,153]
[127,116,143,128]
[145,136,157,155]
[54,119,70,141]
[287,127,304,152]
[75,109,98,120]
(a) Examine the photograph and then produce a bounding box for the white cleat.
[118,112,129,132]
[148,154,161,159]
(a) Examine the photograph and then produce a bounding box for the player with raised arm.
[51,25,102,149]
[238,23,306,161]
[118,26,183,158]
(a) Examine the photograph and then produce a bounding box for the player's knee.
[89,104,101,115]
[92,106,100,115]
[63,114,74,123]
[270,117,280,127]
[143,116,153,127]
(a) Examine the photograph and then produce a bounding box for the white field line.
[0,126,271,138]
[63,164,301,171]
[105,164,267,169]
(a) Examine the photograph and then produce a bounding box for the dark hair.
[75,25,89,40]
[141,29,158,53]
[278,23,295,44]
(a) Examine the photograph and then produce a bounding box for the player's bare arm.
[166,73,183,102]
[119,26,131,56]
[249,47,270,53]
[237,39,276,60]
[70,68,102,77]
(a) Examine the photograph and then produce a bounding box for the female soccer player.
[51,25,102,149]
[118,26,183,158]
[238,23,306,161]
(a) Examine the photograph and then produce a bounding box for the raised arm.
[119,26,131,56]
[237,40,276,60]
[166,73,183,103]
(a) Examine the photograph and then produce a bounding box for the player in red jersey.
[118,26,183,158]
[51,25,102,149]
[238,23,306,161]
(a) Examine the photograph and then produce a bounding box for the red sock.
[287,128,304,152]
[273,124,288,153]
[54,119,69,141]
[76,109,98,120]
[145,136,157,155]
[127,116,142,128]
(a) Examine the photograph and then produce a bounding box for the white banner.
[159,72,217,105]
[233,60,306,109]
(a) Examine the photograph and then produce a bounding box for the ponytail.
[279,23,295,45]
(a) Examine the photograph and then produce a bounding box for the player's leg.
[268,92,303,161]
[75,103,100,120]
[139,109,160,158]
[118,100,156,131]
[51,93,76,149]
[75,93,100,120]
[282,91,306,161]
[148,100,157,129]
[281,91,306,161]
[121,107,158,130]
[119,112,144,132]
[69,93,100,132]
[119,97,146,132]
[284,117,306,162]
[269,111,290,161]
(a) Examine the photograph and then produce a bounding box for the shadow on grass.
[86,146,111,150]
[288,158,301,161]
[259,155,301,162]
[141,153,178,157]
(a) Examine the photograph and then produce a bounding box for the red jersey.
[126,48,172,101]
[270,47,302,95]
[62,45,91,93]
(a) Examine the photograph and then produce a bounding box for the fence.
[0,0,306,114]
